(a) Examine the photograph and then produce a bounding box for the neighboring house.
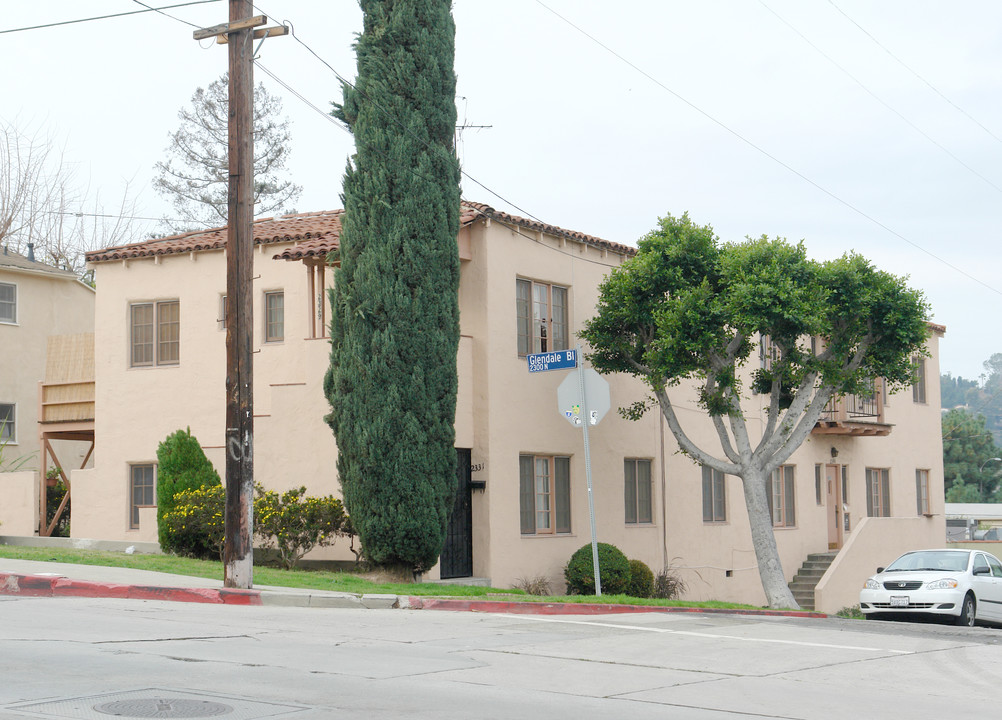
[0,245,95,536]
[75,205,946,611]
[0,246,95,473]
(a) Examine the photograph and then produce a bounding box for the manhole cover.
[94,698,233,718]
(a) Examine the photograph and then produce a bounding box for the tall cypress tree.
[325,0,461,572]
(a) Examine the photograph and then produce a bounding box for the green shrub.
[564,542,631,595]
[160,485,225,560]
[626,559,654,598]
[156,428,221,557]
[253,485,351,569]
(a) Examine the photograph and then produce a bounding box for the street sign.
[557,369,611,426]
[526,349,577,373]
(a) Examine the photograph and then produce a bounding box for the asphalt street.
[3,594,1002,719]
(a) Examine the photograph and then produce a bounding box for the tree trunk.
[741,469,800,609]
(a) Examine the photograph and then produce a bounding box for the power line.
[759,0,1002,195]
[827,0,1002,148]
[132,0,203,30]
[0,0,219,35]
[533,0,1002,299]
[251,4,550,226]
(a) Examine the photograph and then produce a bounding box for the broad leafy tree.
[942,408,1002,502]
[324,0,461,572]
[581,213,930,608]
[153,74,301,232]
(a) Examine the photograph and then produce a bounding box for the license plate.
[889,595,910,608]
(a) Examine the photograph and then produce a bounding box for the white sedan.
[859,548,1002,626]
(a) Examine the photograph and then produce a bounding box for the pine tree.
[325,0,461,571]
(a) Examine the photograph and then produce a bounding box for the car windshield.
[884,551,970,573]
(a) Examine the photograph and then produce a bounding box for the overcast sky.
[4,1,1000,381]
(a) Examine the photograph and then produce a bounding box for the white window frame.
[129,463,156,530]
[130,300,180,367]
[0,281,16,324]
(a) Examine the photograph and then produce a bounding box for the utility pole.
[193,4,286,589]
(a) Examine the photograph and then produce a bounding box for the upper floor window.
[0,282,15,323]
[265,291,284,343]
[624,458,653,524]
[0,403,14,443]
[912,356,927,404]
[769,465,796,527]
[866,467,890,517]
[130,300,179,367]
[702,465,726,523]
[519,454,571,535]
[516,279,568,356]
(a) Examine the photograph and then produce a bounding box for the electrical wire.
[132,0,203,30]
[759,0,1002,195]
[827,0,1002,148]
[533,0,1002,299]
[0,0,220,35]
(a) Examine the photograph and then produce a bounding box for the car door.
[971,553,1001,621]
[985,554,1002,621]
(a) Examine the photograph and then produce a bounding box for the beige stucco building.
[0,246,95,535]
[68,204,945,611]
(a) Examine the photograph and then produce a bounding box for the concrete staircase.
[789,551,838,611]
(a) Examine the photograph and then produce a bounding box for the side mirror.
[974,566,991,576]
[876,567,884,574]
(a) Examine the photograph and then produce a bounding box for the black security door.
[440,448,473,578]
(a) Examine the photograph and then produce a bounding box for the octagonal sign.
[557,369,611,426]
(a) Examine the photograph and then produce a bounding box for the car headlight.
[926,578,958,590]
[863,578,881,590]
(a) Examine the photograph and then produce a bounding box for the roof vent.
[27,242,35,262]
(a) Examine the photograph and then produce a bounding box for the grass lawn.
[0,544,763,609]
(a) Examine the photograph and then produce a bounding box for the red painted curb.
[409,597,826,618]
[0,573,262,606]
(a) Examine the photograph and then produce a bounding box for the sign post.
[530,346,611,596]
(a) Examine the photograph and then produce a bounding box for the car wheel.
[955,594,976,627]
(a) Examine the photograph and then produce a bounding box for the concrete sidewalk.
[0,558,399,609]
[0,558,826,617]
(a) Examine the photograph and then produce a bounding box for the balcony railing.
[815,381,890,436]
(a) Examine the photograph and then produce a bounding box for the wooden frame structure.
[37,334,94,536]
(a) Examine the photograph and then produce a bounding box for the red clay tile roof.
[86,203,635,264]
[85,210,345,263]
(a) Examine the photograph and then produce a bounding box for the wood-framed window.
[912,356,927,404]
[916,469,931,515]
[0,402,14,443]
[307,261,330,339]
[516,278,568,356]
[866,467,890,517]
[769,465,796,527]
[265,290,284,342]
[519,454,571,535]
[0,281,15,324]
[702,465,726,523]
[815,464,823,505]
[129,463,156,529]
[130,300,179,367]
[625,458,653,524]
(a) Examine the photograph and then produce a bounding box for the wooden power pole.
[193,4,286,589]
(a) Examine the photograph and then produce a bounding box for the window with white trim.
[130,300,179,367]
[129,463,156,529]
[516,279,568,356]
[866,467,890,517]
[702,466,726,522]
[769,465,796,527]
[624,458,653,524]
[519,454,571,534]
[0,403,14,443]
[0,282,15,323]
[265,290,284,342]
[916,469,930,515]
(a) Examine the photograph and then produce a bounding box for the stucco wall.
[0,267,95,477]
[0,471,38,536]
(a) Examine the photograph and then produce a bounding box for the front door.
[440,448,473,579]
[826,464,842,550]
